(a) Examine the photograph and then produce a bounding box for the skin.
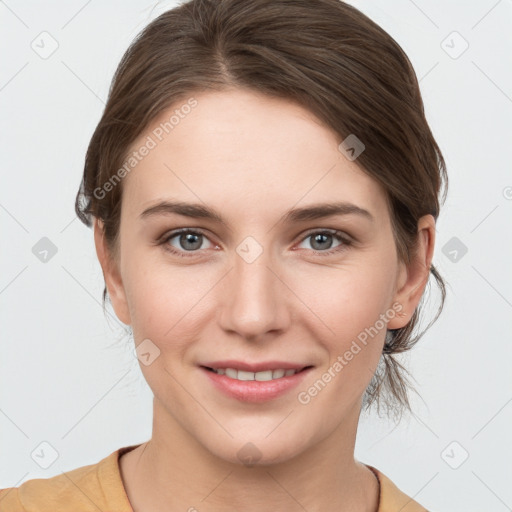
[94,88,435,511]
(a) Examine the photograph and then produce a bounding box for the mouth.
[199,362,315,402]
[201,365,314,382]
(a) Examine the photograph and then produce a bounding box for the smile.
[205,367,302,381]
[200,365,314,402]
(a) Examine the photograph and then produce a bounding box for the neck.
[119,398,379,512]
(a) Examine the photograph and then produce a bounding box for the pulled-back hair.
[75,0,448,420]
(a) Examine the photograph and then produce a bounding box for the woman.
[0,0,447,510]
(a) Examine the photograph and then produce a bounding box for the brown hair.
[75,0,448,421]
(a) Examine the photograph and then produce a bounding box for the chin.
[204,434,308,468]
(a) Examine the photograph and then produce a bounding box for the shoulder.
[0,446,137,512]
[367,465,430,512]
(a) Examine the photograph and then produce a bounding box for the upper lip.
[200,360,312,373]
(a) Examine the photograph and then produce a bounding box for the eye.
[158,228,352,259]
[296,229,352,256]
[160,229,215,257]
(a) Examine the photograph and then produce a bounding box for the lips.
[200,363,314,402]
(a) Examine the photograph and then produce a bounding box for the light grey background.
[1,1,511,510]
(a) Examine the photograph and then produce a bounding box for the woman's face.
[96,88,431,465]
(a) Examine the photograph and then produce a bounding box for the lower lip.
[200,366,313,403]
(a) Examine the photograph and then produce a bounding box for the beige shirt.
[0,444,428,511]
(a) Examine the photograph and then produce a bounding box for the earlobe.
[387,215,436,330]
[93,219,132,325]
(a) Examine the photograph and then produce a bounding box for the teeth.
[214,368,298,381]
[225,368,238,379]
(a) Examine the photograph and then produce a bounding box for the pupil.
[312,233,332,250]
[181,233,202,251]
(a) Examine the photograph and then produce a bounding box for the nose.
[218,244,291,342]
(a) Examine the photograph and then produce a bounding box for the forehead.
[120,89,388,223]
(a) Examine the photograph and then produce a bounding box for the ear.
[93,218,131,325]
[387,214,436,329]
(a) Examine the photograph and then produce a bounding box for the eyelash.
[158,228,353,259]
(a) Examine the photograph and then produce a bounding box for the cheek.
[292,258,397,389]
[298,257,397,337]
[122,251,216,346]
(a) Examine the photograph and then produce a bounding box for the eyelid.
[294,228,353,255]
[159,227,217,249]
[298,227,353,243]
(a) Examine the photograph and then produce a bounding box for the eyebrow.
[139,200,374,226]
